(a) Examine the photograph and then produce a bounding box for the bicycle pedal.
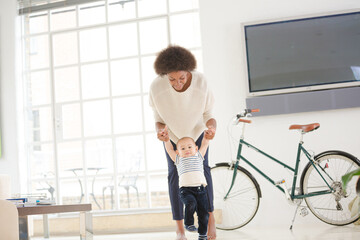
[275,179,285,186]
[299,207,308,217]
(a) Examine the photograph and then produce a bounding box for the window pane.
[51,7,76,31]
[88,176,115,210]
[108,0,136,22]
[192,49,204,73]
[95,176,115,210]
[60,179,84,204]
[139,18,168,54]
[57,141,83,177]
[30,107,53,142]
[31,179,56,200]
[146,133,166,171]
[81,62,109,99]
[85,138,113,173]
[28,12,48,34]
[79,1,106,26]
[109,23,138,58]
[61,103,82,140]
[29,143,55,178]
[29,70,51,105]
[118,174,147,209]
[114,135,147,209]
[141,55,157,93]
[80,28,107,62]
[149,174,170,207]
[113,97,142,134]
[143,96,155,132]
[138,0,166,17]
[54,67,80,103]
[83,100,111,137]
[52,31,78,67]
[27,35,49,70]
[115,135,144,172]
[169,0,199,12]
[111,58,140,96]
[170,12,201,48]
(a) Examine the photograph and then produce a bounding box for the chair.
[36,172,55,200]
[102,157,141,209]
[118,171,140,208]
[0,200,19,240]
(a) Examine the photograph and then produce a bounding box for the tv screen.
[244,10,360,96]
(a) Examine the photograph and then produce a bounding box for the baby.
[165,135,210,240]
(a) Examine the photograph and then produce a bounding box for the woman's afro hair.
[154,45,197,75]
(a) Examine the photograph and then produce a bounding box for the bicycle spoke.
[226,186,256,198]
[313,207,345,211]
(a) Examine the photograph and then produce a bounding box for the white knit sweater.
[149,71,215,143]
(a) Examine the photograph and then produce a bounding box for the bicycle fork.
[223,160,240,200]
[223,140,245,200]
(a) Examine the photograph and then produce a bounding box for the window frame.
[20,0,202,213]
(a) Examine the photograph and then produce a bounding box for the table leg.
[80,211,93,240]
[19,216,29,240]
[43,214,50,238]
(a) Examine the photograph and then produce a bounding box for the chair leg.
[90,193,101,209]
[126,188,130,208]
[110,187,114,209]
[135,187,140,207]
[102,187,106,209]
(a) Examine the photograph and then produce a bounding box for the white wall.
[199,0,360,227]
[0,0,20,194]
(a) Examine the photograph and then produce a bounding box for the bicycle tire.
[211,163,261,230]
[300,151,360,225]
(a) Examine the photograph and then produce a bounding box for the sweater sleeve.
[203,86,215,123]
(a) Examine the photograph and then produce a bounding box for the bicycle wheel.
[211,163,261,230]
[301,151,360,225]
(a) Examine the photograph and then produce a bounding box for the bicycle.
[211,108,360,230]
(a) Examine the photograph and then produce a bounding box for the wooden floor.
[33,224,360,240]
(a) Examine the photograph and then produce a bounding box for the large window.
[20,0,202,212]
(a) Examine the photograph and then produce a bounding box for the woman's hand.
[205,118,217,140]
[157,125,169,142]
[204,126,216,140]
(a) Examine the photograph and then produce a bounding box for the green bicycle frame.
[224,138,334,200]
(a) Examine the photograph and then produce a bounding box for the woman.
[149,45,217,240]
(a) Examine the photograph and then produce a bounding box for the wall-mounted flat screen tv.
[243,10,360,96]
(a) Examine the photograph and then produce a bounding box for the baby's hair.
[176,137,196,148]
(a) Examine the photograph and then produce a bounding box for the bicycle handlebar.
[239,119,252,124]
[236,108,260,118]
[234,109,259,124]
